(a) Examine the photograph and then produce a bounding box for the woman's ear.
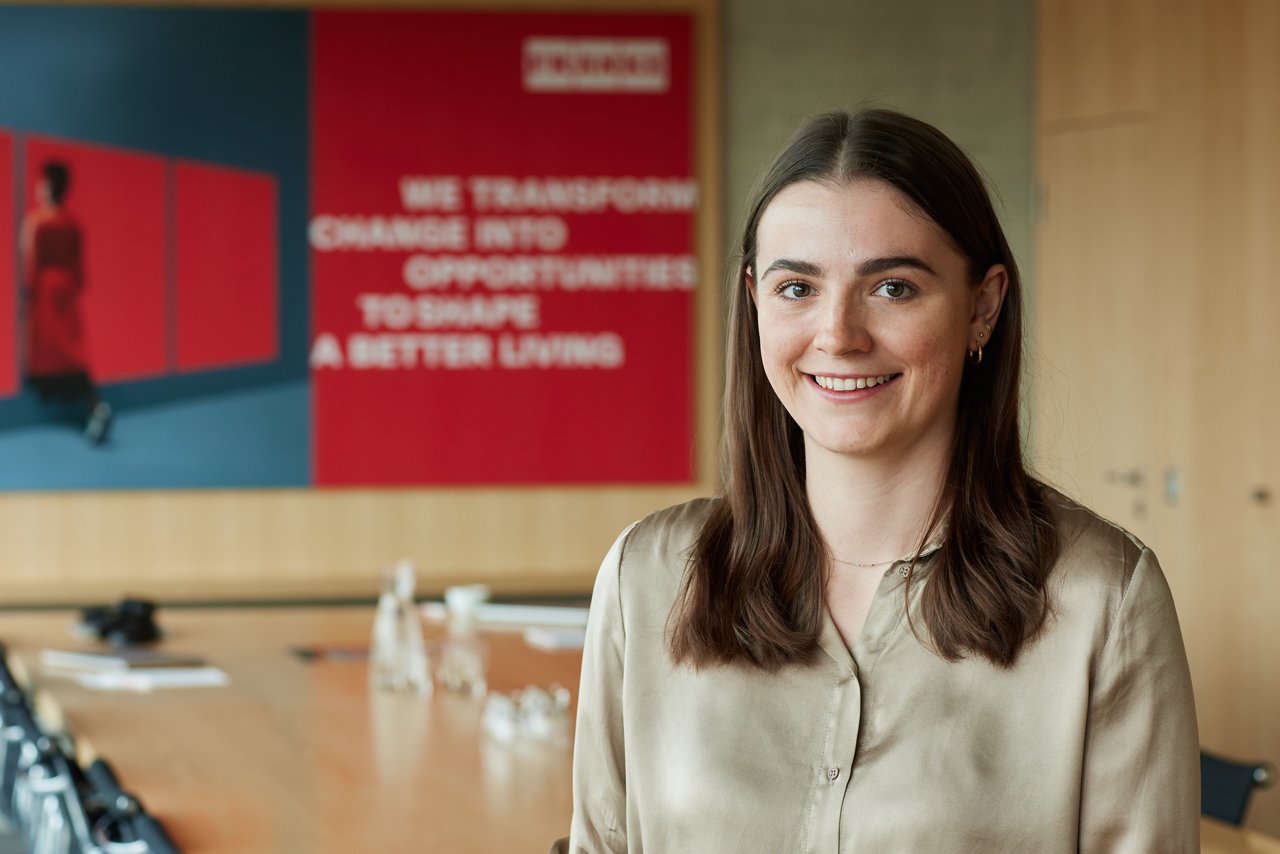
[745,265,757,305]
[970,263,1008,343]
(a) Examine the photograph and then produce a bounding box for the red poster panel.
[174,162,278,371]
[0,131,15,397]
[311,12,696,485]
[24,137,167,384]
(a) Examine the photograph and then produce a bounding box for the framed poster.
[0,7,697,489]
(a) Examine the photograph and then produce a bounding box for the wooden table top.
[1204,817,1280,854]
[2,605,1277,854]
[3,606,578,854]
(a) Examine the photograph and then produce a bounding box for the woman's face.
[751,177,1004,465]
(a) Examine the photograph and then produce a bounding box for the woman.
[566,109,1198,852]
[22,160,112,444]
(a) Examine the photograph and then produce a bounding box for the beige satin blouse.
[566,490,1199,853]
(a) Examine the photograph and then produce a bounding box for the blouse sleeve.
[1079,547,1200,852]
[566,524,636,853]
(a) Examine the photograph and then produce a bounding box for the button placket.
[806,666,861,854]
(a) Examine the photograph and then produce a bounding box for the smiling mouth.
[811,373,901,392]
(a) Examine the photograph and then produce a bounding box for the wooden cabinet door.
[1036,0,1280,834]
[1031,121,1171,545]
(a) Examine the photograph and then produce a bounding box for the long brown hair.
[670,109,1060,670]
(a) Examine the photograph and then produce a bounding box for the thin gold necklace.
[831,552,917,579]
[829,538,943,570]
[830,553,912,568]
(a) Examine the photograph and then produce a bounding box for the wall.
[0,0,723,603]
[0,0,1036,604]
[724,0,1036,284]
[1034,0,1280,834]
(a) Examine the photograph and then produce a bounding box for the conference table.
[0,605,1276,854]
[3,606,576,853]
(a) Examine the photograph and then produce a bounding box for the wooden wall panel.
[1032,123,1160,535]
[0,0,722,604]
[1185,0,1280,830]
[1037,0,1160,126]
[1037,0,1280,835]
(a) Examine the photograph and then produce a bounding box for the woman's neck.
[804,438,949,566]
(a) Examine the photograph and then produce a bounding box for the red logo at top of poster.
[310,11,696,486]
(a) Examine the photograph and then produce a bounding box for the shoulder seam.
[1095,545,1151,664]
[614,520,642,642]
[1044,487,1147,553]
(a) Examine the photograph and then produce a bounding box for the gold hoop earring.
[967,343,983,365]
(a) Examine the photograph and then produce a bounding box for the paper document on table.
[523,626,587,651]
[41,648,207,672]
[75,667,230,692]
[421,602,589,629]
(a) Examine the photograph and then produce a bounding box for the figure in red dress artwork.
[21,161,112,444]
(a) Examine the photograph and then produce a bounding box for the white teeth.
[814,374,895,391]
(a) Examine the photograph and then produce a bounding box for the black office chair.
[84,759,182,854]
[1201,749,1276,826]
[9,731,92,854]
[0,648,180,854]
[0,647,21,697]
[0,663,41,823]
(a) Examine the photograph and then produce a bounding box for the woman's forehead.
[755,178,957,270]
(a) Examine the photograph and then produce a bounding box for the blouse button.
[826,766,840,781]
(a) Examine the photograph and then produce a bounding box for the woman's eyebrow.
[857,255,937,277]
[759,255,937,280]
[759,258,823,279]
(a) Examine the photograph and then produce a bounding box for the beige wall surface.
[723,0,1035,282]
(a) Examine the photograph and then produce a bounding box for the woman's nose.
[813,300,871,355]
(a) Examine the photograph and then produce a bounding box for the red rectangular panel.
[0,131,15,397]
[25,137,168,383]
[174,162,278,371]
[310,12,696,485]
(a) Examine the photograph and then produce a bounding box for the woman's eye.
[776,282,813,300]
[873,279,913,299]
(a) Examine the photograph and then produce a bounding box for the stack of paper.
[40,648,229,692]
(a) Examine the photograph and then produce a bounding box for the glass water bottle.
[369,560,431,695]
